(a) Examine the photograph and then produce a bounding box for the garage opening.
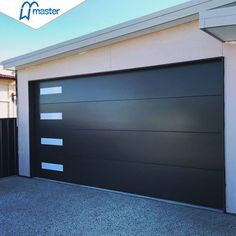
[29,58,224,210]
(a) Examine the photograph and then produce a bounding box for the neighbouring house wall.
[0,79,16,118]
[0,81,9,118]
[17,20,236,213]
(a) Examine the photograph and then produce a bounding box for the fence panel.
[0,118,18,178]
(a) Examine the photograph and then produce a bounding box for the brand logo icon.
[19,1,39,21]
[19,1,61,21]
[0,0,86,29]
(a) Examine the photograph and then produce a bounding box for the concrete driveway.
[0,177,236,236]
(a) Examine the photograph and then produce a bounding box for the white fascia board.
[1,0,236,69]
[200,6,236,29]
[200,6,236,42]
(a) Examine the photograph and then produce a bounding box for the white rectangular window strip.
[41,138,63,146]
[40,113,63,120]
[41,162,64,172]
[40,86,62,95]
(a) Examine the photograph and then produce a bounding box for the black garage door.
[30,58,224,209]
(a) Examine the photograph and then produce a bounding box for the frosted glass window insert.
[40,86,62,95]
[41,162,64,172]
[41,138,63,146]
[40,113,63,120]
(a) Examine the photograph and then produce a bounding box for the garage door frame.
[28,57,225,211]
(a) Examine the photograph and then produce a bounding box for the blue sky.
[0,0,188,62]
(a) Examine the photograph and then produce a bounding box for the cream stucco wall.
[223,44,236,214]
[17,20,236,213]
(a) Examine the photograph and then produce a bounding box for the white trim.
[41,138,63,146]
[0,100,10,103]
[200,6,236,29]
[199,6,236,42]
[40,113,63,120]
[41,163,64,172]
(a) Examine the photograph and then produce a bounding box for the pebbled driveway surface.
[0,177,236,236]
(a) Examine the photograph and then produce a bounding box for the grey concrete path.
[0,177,236,236]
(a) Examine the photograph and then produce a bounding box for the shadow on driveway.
[0,177,236,236]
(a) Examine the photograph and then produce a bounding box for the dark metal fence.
[0,118,18,178]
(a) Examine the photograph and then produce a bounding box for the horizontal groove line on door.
[38,155,224,172]
[39,94,223,105]
[37,128,222,134]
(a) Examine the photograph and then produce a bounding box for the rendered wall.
[223,44,236,214]
[17,20,236,213]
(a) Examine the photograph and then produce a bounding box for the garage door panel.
[35,158,223,208]
[40,59,223,104]
[36,167,70,183]
[37,129,223,170]
[33,58,224,209]
[62,158,223,209]
[38,96,223,132]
